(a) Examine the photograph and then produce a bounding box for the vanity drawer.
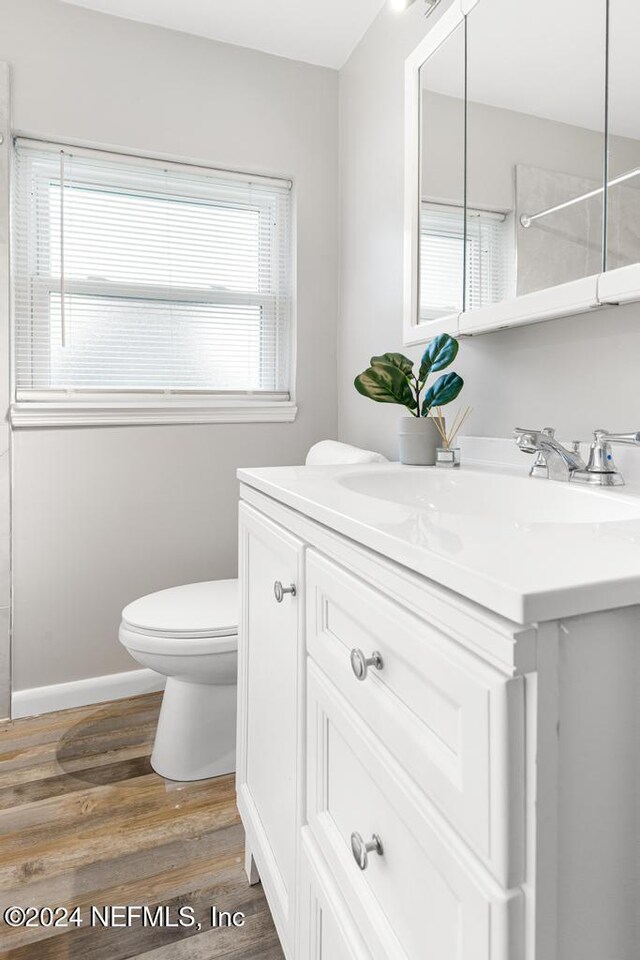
[306,549,524,885]
[306,662,523,960]
[298,829,373,960]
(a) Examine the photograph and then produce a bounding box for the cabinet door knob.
[274,581,296,603]
[350,832,383,871]
[350,648,383,681]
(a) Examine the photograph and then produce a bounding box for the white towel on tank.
[305,440,387,466]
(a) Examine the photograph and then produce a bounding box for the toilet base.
[151,677,237,782]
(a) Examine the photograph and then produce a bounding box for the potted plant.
[354,334,464,465]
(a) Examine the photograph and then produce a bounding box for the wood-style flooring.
[0,692,284,959]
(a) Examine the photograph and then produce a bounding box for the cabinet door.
[237,502,304,956]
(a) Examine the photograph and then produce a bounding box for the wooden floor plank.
[129,923,284,960]
[0,773,236,851]
[0,742,157,791]
[0,695,284,960]
[0,827,242,949]
[0,724,158,778]
[0,695,162,751]
[0,756,154,813]
[0,781,239,891]
[0,823,244,919]
[0,859,270,959]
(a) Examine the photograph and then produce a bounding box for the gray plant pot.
[398,415,442,466]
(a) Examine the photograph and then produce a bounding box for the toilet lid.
[121,579,238,639]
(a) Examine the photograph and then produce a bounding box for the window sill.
[9,399,298,428]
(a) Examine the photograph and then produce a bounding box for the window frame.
[10,138,297,427]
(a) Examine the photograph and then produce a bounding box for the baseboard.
[11,668,166,719]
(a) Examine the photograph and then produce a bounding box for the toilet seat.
[119,624,237,657]
[120,579,238,656]
[122,579,238,637]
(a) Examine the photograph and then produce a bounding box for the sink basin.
[239,457,640,622]
[337,466,640,526]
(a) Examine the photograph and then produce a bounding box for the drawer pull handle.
[350,648,383,681]
[350,832,383,871]
[274,581,296,603]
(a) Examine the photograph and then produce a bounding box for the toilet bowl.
[119,579,238,782]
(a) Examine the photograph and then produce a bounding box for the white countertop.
[238,455,640,625]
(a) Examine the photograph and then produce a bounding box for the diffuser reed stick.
[431,406,472,449]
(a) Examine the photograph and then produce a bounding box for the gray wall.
[423,91,622,212]
[4,0,339,690]
[338,2,640,460]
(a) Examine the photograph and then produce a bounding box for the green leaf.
[421,372,464,415]
[370,352,414,377]
[418,334,459,382]
[354,362,417,411]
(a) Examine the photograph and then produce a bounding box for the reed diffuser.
[432,406,472,468]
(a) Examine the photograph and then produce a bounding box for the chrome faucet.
[514,428,585,481]
[515,427,640,486]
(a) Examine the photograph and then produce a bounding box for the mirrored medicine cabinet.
[404,0,640,344]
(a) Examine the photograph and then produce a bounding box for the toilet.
[119,580,238,781]
[119,441,388,783]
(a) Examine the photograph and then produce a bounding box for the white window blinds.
[12,139,293,400]
[419,203,510,320]
[465,209,511,311]
[419,206,466,320]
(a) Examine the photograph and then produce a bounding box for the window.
[419,202,511,321]
[12,139,294,425]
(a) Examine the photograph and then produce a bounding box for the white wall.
[3,0,339,690]
[339,2,640,459]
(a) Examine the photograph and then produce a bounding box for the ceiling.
[60,0,387,69]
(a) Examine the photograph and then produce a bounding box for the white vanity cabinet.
[237,480,640,960]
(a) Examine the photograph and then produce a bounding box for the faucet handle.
[594,429,640,445]
[514,428,543,446]
[514,426,555,441]
[572,429,640,487]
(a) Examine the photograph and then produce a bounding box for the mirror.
[466,0,606,300]
[419,20,466,323]
[407,0,620,342]
[606,0,640,273]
